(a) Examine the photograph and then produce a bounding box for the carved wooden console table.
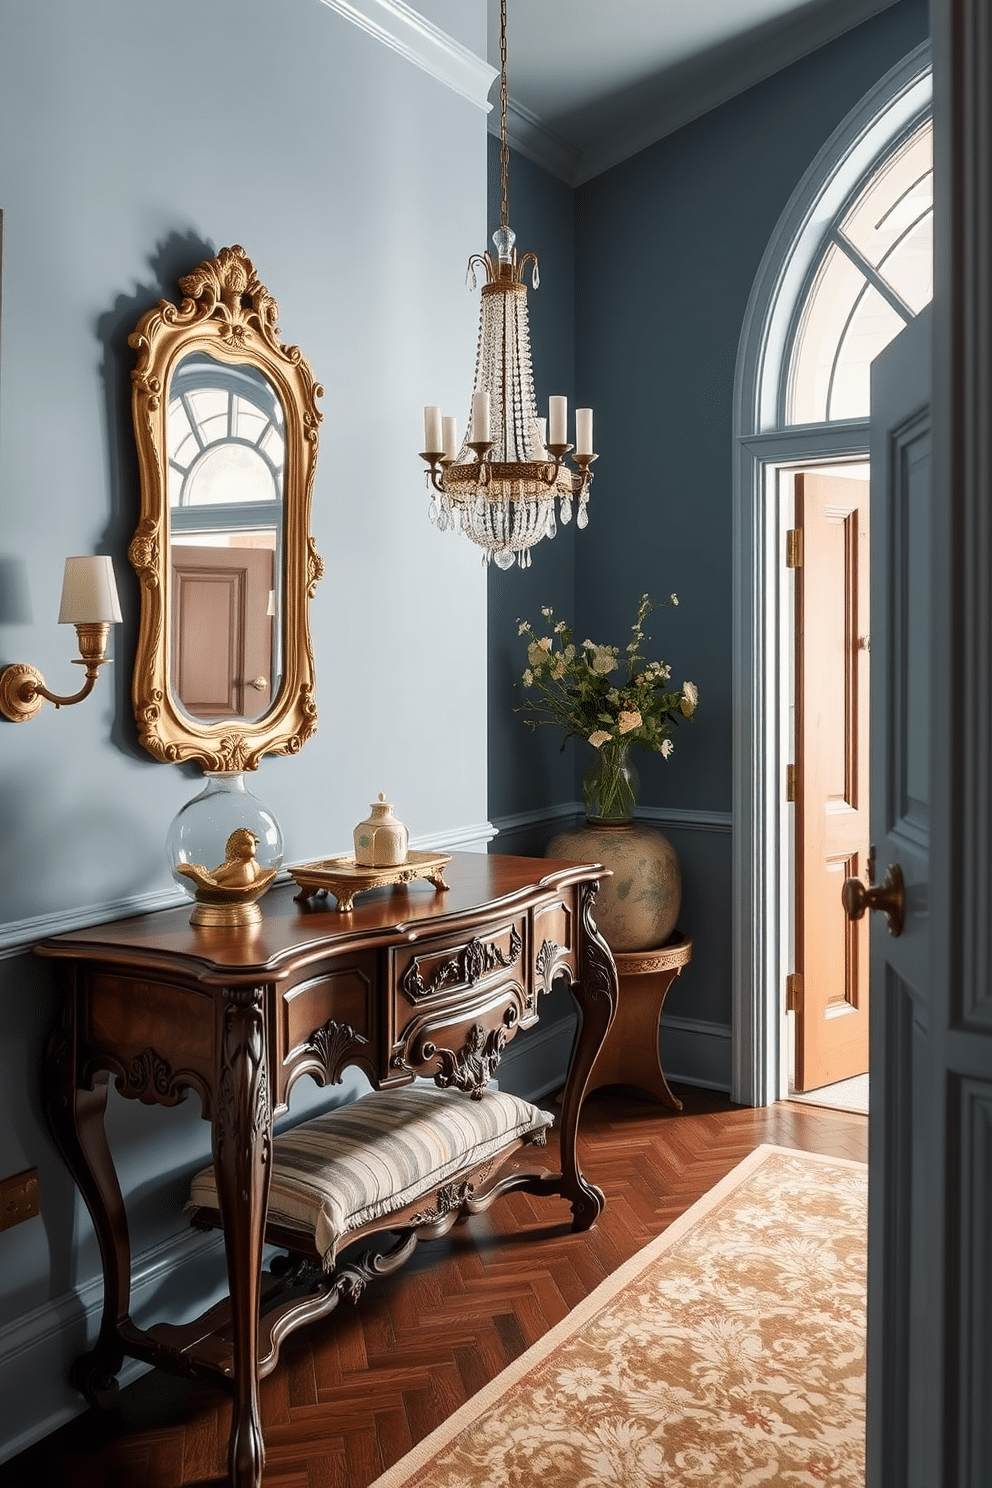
[38,852,617,1488]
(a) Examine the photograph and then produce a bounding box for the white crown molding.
[488,95,583,186]
[316,0,496,110]
[493,0,907,185]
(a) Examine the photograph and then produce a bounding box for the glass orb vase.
[166,773,284,927]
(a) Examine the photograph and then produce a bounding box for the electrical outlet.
[0,1168,40,1230]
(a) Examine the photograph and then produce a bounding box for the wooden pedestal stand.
[585,932,692,1108]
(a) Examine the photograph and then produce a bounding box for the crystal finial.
[493,225,516,263]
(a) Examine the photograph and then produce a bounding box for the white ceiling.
[487,0,903,183]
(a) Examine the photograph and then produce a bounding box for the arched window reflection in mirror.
[167,356,286,725]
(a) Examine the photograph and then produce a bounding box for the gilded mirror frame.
[128,246,323,771]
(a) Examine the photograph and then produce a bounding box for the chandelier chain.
[499,0,509,231]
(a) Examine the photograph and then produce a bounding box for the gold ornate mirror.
[128,246,323,771]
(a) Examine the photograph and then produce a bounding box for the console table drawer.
[392,917,526,1005]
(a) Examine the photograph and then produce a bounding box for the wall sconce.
[0,556,123,723]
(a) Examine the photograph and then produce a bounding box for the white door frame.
[731,45,932,1106]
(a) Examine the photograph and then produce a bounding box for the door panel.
[794,472,870,1089]
[865,309,935,1485]
[170,545,274,721]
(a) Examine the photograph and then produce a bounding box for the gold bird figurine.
[177,828,278,927]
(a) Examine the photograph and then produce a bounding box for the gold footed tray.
[289,851,451,913]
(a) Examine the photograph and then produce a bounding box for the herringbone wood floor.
[0,1087,868,1488]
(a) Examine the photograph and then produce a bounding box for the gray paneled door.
[866,284,991,1482]
[863,308,935,1486]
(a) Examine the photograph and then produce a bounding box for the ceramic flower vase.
[547,744,681,952]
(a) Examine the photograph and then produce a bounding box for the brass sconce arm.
[0,624,114,721]
[0,558,122,724]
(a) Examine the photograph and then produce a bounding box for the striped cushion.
[188,1085,553,1268]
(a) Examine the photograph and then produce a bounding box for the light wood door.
[170,545,274,721]
[794,472,870,1090]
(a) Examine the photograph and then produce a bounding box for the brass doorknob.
[250,676,268,692]
[841,861,905,938]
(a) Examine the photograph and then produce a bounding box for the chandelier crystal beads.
[419,0,596,570]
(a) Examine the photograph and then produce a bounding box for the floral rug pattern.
[371,1146,867,1488]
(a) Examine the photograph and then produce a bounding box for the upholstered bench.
[187,1084,555,1288]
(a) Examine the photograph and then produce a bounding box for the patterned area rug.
[369,1145,867,1488]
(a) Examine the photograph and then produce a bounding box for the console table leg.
[44,996,129,1407]
[214,987,272,1488]
[557,883,618,1231]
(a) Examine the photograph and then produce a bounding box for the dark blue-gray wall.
[486,138,577,835]
[487,0,929,1074]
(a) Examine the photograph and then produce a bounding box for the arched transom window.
[787,117,932,424]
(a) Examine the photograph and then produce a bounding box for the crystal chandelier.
[420,0,596,570]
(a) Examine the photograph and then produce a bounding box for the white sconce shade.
[57,556,123,625]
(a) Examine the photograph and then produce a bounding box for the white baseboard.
[661,1015,733,1093]
[0,1225,227,1464]
[496,1003,732,1101]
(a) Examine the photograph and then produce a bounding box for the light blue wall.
[0,0,491,1459]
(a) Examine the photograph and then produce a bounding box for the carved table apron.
[38,852,617,1488]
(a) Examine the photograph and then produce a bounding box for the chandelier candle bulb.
[575,408,594,458]
[549,396,568,447]
[471,390,491,443]
[442,416,459,461]
[424,405,443,454]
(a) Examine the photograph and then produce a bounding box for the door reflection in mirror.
[167,354,284,724]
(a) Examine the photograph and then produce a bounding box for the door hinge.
[786,763,797,802]
[786,528,803,568]
[786,973,803,1013]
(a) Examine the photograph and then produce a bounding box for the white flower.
[670,592,679,605]
[680,679,698,716]
[661,738,674,758]
[588,730,612,748]
[617,709,642,734]
[522,668,534,687]
[586,644,617,675]
[517,619,530,635]
[527,637,553,668]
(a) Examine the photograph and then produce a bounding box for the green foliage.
[515,593,698,761]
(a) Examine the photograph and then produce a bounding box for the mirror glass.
[167,354,285,724]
